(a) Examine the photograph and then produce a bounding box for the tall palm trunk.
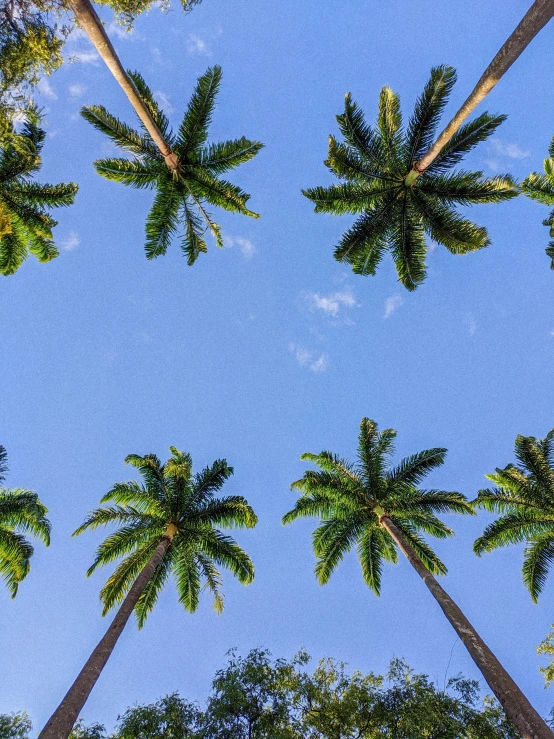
[405,0,554,186]
[67,0,179,171]
[379,515,553,739]
[38,526,176,739]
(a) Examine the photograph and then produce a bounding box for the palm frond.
[406,65,456,163]
[177,66,222,155]
[81,105,156,158]
[522,535,554,603]
[94,158,160,190]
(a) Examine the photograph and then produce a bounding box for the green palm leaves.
[82,66,263,265]
[283,417,473,595]
[304,66,517,290]
[522,137,554,268]
[74,447,257,626]
[0,118,78,275]
[474,430,554,602]
[0,445,51,596]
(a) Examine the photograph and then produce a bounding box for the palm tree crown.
[0,445,51,596]
[522,136,554,268]
[474,429,554,602]
[74,447,257,626]
[303,66,517,291]
[81,66,263,265]
[283,418,473,594]
[0,118,78,275]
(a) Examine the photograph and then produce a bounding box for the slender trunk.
[379,515,553,739]
[405,0,554,185]
[38,528,175,739]
[66,0,179,171]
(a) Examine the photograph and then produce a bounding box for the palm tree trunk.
[38,528,175,739]
[66,0,179,171]
[379,514,553,739]
[405,0,554,186]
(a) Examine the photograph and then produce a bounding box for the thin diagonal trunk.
[66,0,179,171]
[379,514,553,739]
[405,0,554,185]
[38,525,176,739]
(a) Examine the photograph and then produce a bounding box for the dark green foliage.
[74,447,257,626]
[22,650,519,738]
[0,445,51,597]
[474,429,554,603]
[0,712,32,739]
[0,116,77,275]
[283,418,474,594]
[82,67,263,265]
[522,137,554,268]
[304,66,517,290]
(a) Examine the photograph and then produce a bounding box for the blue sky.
[2,0,554,729]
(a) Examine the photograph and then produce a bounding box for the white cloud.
[154,91,174,114]
[37,78,57,100]
[105,21,139,40]
[68,83,87,98]
[305,286,358,317]
[69,49,99,65]
[289,343,329,373]
[61,232,80,252]
[224,235,256,259]
[186,33,210,56]
[490,139,530,160]
[384,294,403,319]
[466,314,477,337]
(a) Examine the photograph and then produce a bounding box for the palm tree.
[521,138,554,268]
[0,118,78,275]
[39,447,257,739]
[406,0,554,181]
[0,445,51,595]
[283,418,553,739]
[474,429,554,603]
[81,67,262,264]
[303,66,517,290]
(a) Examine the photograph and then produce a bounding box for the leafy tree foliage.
[75,447,257,625]
[1,651,520,738]
[81,67,262,265]
[283,417,474,593]
[0,445,51,596]
[0,115,78,275]
[474,429,554,602]
[522,136,554,268]
[0,712,32,739]
[303,66,517,290]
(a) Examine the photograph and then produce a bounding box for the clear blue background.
[2,0,554,728]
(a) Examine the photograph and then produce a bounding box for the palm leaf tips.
[284,418,472,595]
[82,67,263,265]
[474,429,554,601]
[304,66,516,290]
[75,447,256,625]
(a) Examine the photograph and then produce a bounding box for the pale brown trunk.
[380,515,553,739]
[66,0,179,171]
[38,532,174,739]
[406,0,554,184]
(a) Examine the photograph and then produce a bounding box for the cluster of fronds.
[304,66,517,290]
[283,418,473,595]
[82,66,262,266]
[474,430,554,602]
[0,118,77,275]
[0,445,51,596]
[74,447,257,626]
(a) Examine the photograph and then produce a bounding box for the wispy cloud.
[384,294,403,319]
[105,21,140,40]
[186,33,211,56]
[305,286,358,317]
[466,313,477,337]
[289,343,328,373]
[61,232,80,252]
[68,83,87,98]
[224,235,256,259]
[37,78,57,100]
[154,90,174,114]
[70,49,99,65]
[490,139,530,160]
